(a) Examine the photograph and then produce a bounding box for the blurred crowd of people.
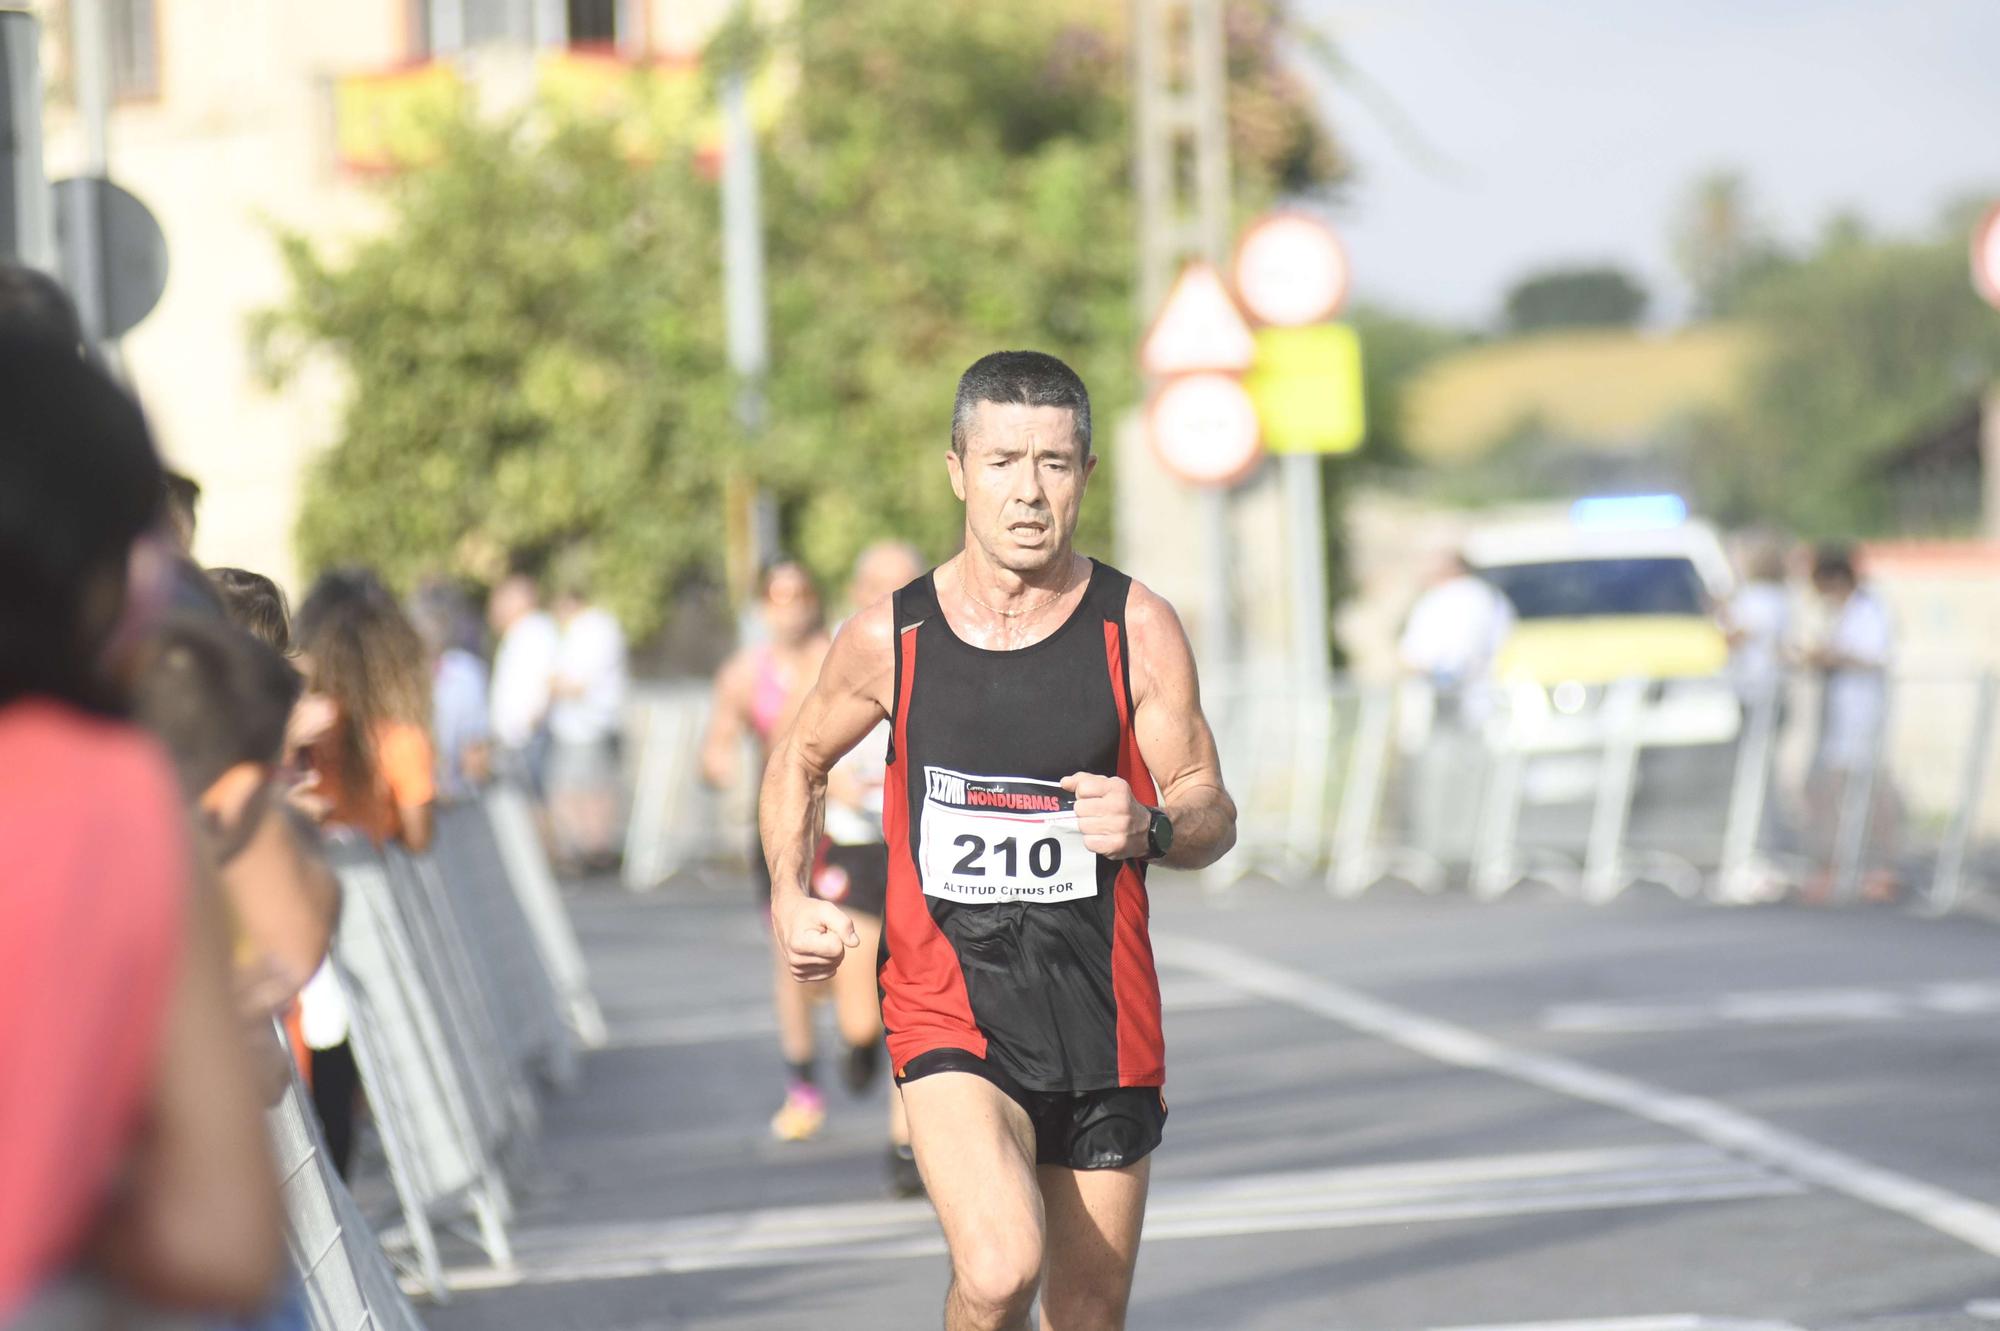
[0,262,627,1328]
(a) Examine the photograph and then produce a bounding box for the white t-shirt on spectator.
[1728,580,1791,700]
[1399,574,1515,688]
[491,610,559,750]
[1816,588,1892,772]
[550,606,628,746]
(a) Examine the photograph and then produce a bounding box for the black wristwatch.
[1143,806,1174,862]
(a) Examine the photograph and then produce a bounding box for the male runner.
[760,351,1236,1330]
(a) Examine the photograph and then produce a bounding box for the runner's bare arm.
[758,598,898,979]
[1066,581,1235,868]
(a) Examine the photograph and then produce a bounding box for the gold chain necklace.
[959,559,1076,620]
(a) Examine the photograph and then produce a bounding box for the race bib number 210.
[918,767,1096,904]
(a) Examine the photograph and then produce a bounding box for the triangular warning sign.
[1140,261,1256,377]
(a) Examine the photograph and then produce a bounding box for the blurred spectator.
[1725,537,1792,706]
[295,569,438,854]
[0,262,84,348]
[210,567,294,656]
[1398,550,1515,705]
[1397,550,1514,865]
[488,572,559,798]
[547,567,629,875]
[1802,544,1901,901]
[411,579,493,803]
[162,471,202,555]
[294,569,438,1177]
[0,333,281,1321]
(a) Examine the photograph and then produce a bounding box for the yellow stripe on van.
[1496,616,1729,685]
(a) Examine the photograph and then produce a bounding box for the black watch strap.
[1144,806,1173,861]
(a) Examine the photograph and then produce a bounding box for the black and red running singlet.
[878,559,1164,1093]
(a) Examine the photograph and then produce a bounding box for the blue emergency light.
[1568,494,1687,530]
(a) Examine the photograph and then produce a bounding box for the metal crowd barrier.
[483,781,608,1048]
[612,670,2000,913]
[621,683,741,891]
[330,833,513,1298]
[1197,667,2000,912]
[266,1038,428,1331]
[431,800,578,1089]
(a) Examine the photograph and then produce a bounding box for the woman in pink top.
[700,560,836,1140]
[0,330,281,1321]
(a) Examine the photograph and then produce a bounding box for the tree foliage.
[1686,211,2000,536]
[261,0,1343,638]
[257,117,735,636]
[1670,170,1790,318]
[1502,265,1648,334]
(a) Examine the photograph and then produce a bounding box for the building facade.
[29,0,733,589]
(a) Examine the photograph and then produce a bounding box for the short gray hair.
[950,350,1091,458]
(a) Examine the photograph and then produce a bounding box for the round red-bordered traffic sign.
[1147,372,1264,488]
[1974,202,2000,312]
[1233,212,1351,328]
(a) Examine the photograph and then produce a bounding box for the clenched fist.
[772,891,861,982]
[1060,772,1150,860]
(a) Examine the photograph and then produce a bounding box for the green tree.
[257,117,735,637]
[1502,265,1649,333]
[1686,210,2000,535]
[262,0,1343,638]
[1670,170,1790,318]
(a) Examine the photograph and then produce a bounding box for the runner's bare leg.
[1037,1159,1149,1331]
[903,1071,1044,1331]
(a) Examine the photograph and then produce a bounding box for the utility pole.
[720,50,776,618]
[66,0,111,348]
[1134,0,1236,682]
[0,10,54,271]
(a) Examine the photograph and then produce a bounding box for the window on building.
[106,0,159,101]
[413,0,623,57]
[567,0,619,46]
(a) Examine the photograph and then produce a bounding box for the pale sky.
[1294,0,2000,327]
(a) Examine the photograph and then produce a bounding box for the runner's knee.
[951,1230,1041,1321]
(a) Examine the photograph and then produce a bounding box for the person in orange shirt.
[291,568,439,1176]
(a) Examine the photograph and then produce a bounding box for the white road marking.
[1543,980,2000,1034]
[1429,1318,1804,1331]
[1154,933,2000,1260]
[606,974,1253,1048]
[424,1144,1795,1290]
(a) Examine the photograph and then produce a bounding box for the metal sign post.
[1135,0,1238,683]
[0,12,54,271]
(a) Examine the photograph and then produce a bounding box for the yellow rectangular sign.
[1246,323,1366,454]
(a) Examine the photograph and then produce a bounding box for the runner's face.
[764,565,822,645]
[947,403,1095,575]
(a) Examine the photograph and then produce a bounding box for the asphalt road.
[416,872,2000,1331]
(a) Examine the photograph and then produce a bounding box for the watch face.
[1151,809,1174,856]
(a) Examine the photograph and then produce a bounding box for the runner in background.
[700,560,834,1141]
[822,541,927,1194]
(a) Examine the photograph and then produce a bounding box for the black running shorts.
[897,1048,1166,1171]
